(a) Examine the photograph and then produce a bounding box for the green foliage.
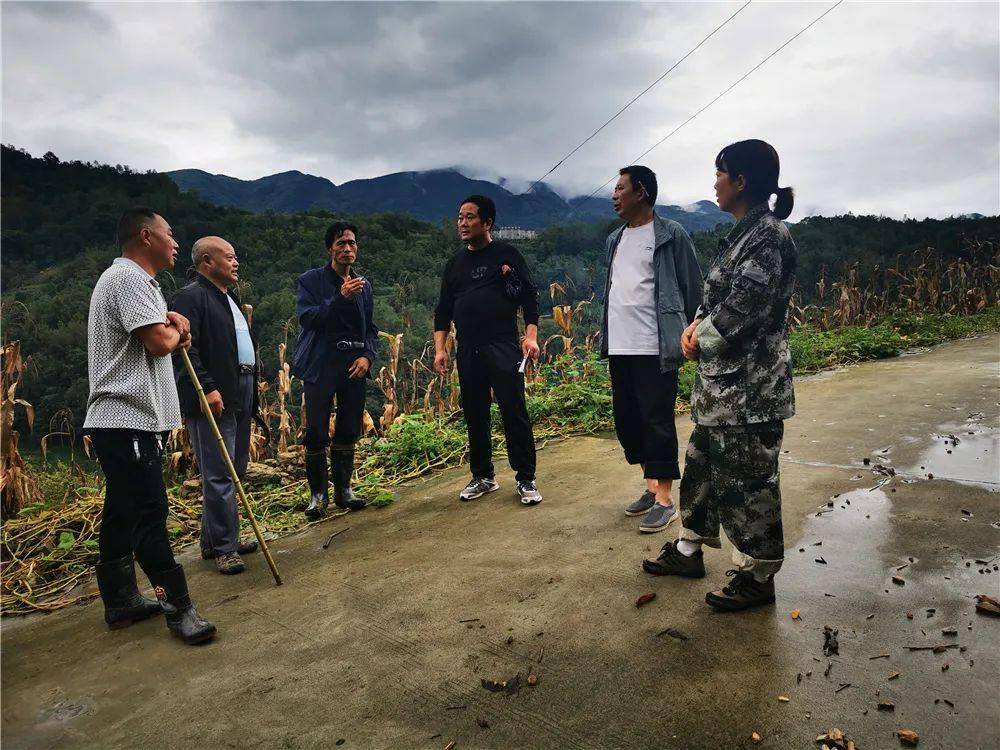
[4,144,999,441]
[790,309,1000,373]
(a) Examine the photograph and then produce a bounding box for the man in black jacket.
[433,195,542,506]
[171,236,261,575]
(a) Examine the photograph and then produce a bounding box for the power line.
[523,1,753,196]
[575,0,845,208]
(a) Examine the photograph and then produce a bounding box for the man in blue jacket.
[601,166,703,533]
[292,221,378,518]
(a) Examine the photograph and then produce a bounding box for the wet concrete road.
[3,335,998,749]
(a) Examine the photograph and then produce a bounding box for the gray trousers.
[188,373,254,556]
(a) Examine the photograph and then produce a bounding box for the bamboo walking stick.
[179,348,283,585]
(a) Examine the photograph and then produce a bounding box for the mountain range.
[167,167,731,233]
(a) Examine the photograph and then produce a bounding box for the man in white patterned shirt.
[84,207,215,645]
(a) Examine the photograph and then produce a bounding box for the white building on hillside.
[493,226,538,240]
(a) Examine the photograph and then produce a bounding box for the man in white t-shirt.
[84,207,216,645]
[600,166,703,533]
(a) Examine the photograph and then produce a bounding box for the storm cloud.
[2,1,997,219]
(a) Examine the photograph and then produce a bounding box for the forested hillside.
[3,145,997,436]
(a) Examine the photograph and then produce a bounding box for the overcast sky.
[2,1,997,219]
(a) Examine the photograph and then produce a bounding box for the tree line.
[3,145,997,437]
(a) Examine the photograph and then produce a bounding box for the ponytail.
[716,139,795,219]
[773,186,794,220]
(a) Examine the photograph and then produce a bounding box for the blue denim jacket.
[292,265,378,384]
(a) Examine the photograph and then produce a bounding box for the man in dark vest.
[293,221,378,518]
[171,236,262,575]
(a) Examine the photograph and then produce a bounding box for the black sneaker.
[641,540,706,578]
[460,477,500,501]
[705,570,776,611]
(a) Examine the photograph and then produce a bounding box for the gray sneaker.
[625,490,656,517]
[460,476,500,501]
[216,552,246,575]
[639,502,677,533]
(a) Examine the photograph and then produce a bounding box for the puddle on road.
[900,423,999,490]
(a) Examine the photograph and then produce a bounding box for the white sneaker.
[517,480,543,506]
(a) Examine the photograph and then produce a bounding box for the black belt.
[335,341,365,351]
[238,363,255,374]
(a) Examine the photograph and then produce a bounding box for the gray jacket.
[600,213,703,372]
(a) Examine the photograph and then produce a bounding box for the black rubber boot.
[147,564,217,645]
[331,446,367,511]
[95,555,163,629]
[304,447,330,519]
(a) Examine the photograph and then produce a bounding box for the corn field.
[2,245,997,616]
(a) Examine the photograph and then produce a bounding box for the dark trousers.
[608,355,681,480]
[188,373,253,556]
[302,360,367,450]
[457,340,536,482]
[89,429,177,574]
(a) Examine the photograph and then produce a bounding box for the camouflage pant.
[679,422,785,576]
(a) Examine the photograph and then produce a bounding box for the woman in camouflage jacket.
[642,139,798,612]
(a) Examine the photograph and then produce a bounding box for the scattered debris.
[635,593,656,608]
[975,594,1000,617]
[906,612,914,620]
[444,742,457,750]
[476,717,490,729]
[888,671,900,680]
[896,728,919,746]
[791,609,802,620]
[751,731,762,744]
[459,618,480,624]
[941,663,949,672]
[823,626,840,656]
[480,673,524,696]
[322,526,350,549]
[824,662,834,677]
[815,727,856,750]
[878,701,895,711]
[446,705,468,711]
[656,627,689,641]
[797,672,803,684]
[835,683,852,693]
[527,673,538,687]
[816,557,828,565]
[776,694,789,702]
[506,635,514,645]
[892,576,906,586]
[869,654,891,660]
[941,628,957,637]
[866,614,875,620]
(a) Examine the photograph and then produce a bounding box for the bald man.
[171,237,262,575]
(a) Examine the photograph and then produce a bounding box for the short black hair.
[116,207,159,249]
[459,195,496,229]
[618,166,657,207]
[325,221,359,249]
